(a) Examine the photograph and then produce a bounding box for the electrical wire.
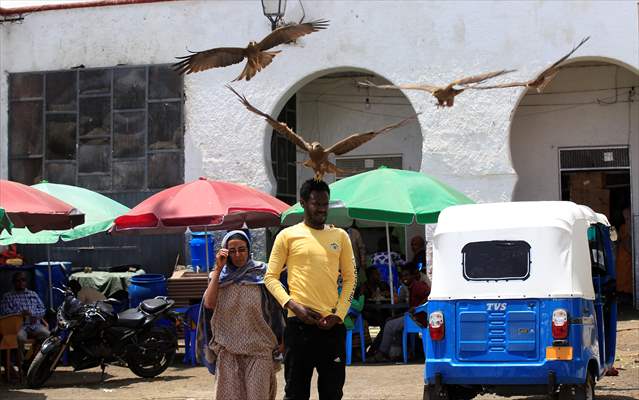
[313,100,419,119]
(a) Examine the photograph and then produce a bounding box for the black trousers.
[284,317,346,400]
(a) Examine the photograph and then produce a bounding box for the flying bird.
[358,70,514,107]
[473,36,590,92]
[172,20,329,81]
[227,85,417,181]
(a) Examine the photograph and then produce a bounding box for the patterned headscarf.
[217,230,265,287]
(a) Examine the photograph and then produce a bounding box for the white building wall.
[1,0,637,204]
[511,64,639,203]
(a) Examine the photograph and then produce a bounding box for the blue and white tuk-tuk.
[424,201,617,400]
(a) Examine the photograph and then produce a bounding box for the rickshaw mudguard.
[424,298,601,386]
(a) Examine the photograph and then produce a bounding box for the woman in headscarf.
[199,230,284,400]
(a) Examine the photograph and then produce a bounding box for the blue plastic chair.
[345,309,366,365]
[182,303,201,365]
[402,303,428,363]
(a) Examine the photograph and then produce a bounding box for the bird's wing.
[326,115,418,156]
[226,85,311,152]
[358,80,438,93]
[451,69,516,87]
[545,36,590,72]
[475,37,590,91]
[172,47,247,75]
[469,80,532,90]
[256,19,329,51]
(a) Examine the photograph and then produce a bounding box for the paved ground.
[2,313,637,400]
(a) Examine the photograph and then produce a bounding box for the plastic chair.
[0,314,25,383]
[402,303,428,363]
[345,309,366,365]
[182,303,201,366]
[373,263,399,290]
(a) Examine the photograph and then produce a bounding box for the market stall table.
[70,269,145,297]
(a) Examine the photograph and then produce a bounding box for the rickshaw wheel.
[423,384,448,400]
[559,372,595,400]
[448,385,476,399]
[574,372,595,400]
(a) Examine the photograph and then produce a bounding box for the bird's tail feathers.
[233,51,280,82]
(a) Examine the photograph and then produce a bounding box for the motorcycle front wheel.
[26,349,59,388]
[127,327,176,378]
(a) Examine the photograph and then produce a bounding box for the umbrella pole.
[385,223,395,304]
[204,229,210,275]
[46,245,53,309]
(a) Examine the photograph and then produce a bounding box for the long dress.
[211,282,279,400]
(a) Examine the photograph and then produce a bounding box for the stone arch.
[263,66,424,202]
[509,56,639,202]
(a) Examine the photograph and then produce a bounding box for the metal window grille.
[335,155,402,179]
[270,95,297,205]
[8,65,185,192]
[559,147,630,171]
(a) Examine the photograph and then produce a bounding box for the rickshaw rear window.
[461,240,531,281]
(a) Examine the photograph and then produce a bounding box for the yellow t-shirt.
[265,222,357,321]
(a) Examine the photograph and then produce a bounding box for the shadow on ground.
[0,391,46,400]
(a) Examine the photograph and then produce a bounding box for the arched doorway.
[269,68,423,204]
[510,58,639,308]
[268,68,424,261]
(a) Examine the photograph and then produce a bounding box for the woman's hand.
[215,248,228,270]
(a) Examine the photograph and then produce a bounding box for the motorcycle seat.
[115,309,146,328]
[140,298,170,314]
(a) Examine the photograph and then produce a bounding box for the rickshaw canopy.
[430,201,609,301]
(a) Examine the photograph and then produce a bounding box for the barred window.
[8,65,184,192]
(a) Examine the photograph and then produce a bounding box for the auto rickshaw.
[424,201,617,400]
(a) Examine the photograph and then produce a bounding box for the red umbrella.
[0,180,85,233]
[113,177,290,233]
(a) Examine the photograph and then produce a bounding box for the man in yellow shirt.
[265,179,356,400]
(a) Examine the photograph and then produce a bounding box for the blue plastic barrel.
[189,232,215,271]
[128,274,167,308]
[34,261,72,309]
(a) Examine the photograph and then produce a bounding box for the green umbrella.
[0,208,13,234]
[281,167,474,226]
[0,182,130,245]
[281,167,474,303]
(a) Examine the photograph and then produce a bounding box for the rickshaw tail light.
[429,311,445,341]
[552,309,569,339]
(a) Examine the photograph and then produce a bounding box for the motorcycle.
[27,287,178,388]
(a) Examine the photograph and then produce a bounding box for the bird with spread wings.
[473,37,590,92]
[172,20,329,81]
[358,70,514,108]
[227,85,417,181]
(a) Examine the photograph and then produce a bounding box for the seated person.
[361,267,391,327]
[0,272,50,354]
[361,267,390,301]
[344,286,365,330]
[370,238,406,271]
[409,235,426,267]
[370,265,430,362]
[397,282,409,304]
[69,279,106,304]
